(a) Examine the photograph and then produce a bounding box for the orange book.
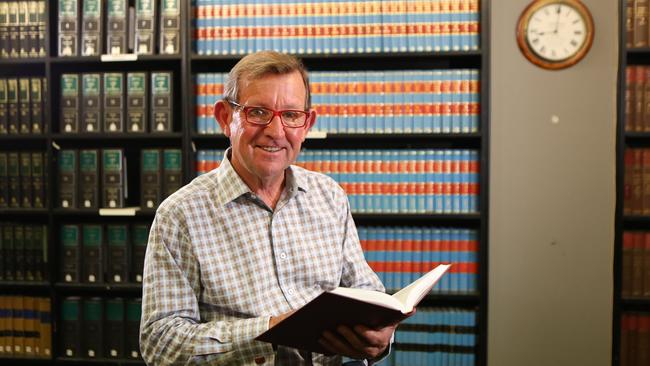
[633,232,645,297]
[39,297,51,358]
[0,296,8,356]
[23,296,35,357]
[623,232,635,298]
[645,233,650,297]
[12,296,24,356]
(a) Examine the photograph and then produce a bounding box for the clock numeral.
[531,38,540,44]
[539,46,546,54]
[551,50,557,58]
[570,39,578,47]
[574,30,583,35]
[572,19,581,24]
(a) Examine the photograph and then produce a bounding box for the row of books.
[195,69,481,135]
[58,0,181,57]
[0,223,47,282]
[359,227,477,293]
[0,77,46,135]
[192,0,480,55]
[0,1,46,59]
[624,148,650,216]
[0,151,46,209]
[58,148,182,209]
[61,296,141,359]
[385,306,476,366]
[60,223,149,284]
[620,312,650,366]
[625,0,650,49]
[624,66,650,133]
[623,231,650,299]
[0,295,51,358]
[61,72,173,133]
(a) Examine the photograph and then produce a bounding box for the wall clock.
[516,0,595,70]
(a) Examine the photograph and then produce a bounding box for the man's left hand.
[318,322,397,360]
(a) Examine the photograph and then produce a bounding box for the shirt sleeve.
[140,209,275,365]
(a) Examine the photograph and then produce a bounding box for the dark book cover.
[162,149,182,198]
[79,149,99,209]
[150,72,173,132]
[31,152,45,208]
[19,152,32,208]
[58,0,79,56]
[58,149,78,208]
[33,225,47,281]
[0,3,8,59]
[125,298,141,359]
[22,296,36,356]
[61,297,81,357]
[130,224,148,283]
[13,225,25,281]
[7,79,18,134]
[106,224,128,283]
[135,0,156,54]
[0,296,11,355]
[7,2,19,58]
[82,297,103,358]
[18,78,31,134]
[2,224,14,280]
[60,224,80,283]
[60,74,80,133]
[0,79,7,134]
[81,73,102,133]
[103,73,124,132]
[11,295,24,355]
[36,1,46,57]
[102,148,124,208]
[27,1,39,58]
[8,151,20,208]
[141,149,160,209]
[30,78,43,134]
[159,0,180,54]
[127,72,148,132]
[82,224,104,283]
[24,225,35,281]
[0,152,8,207]
[81,0,103,56]
[17,2,29,58]
[39,297,52,358]
[106,0,128,54]
[104,297,124,358]
[0,224,4,281]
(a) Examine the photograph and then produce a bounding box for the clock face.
[525,3,587,62]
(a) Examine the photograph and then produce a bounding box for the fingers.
[318,325,389,359]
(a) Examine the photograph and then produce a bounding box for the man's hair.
[223,50,311,109]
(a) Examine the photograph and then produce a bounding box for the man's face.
[217,71,315,186]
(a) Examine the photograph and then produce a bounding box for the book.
[125,298,141,359]
[58,0,79,56]
[38,297,51,358]
[104,298,124,358]
[7,79,18,134]
[102,148,125,208]
[150,72,172,132]
[0,3,8,59]
[0,153,7,207]
[0,79,7,134]
[58,149,78,208]
[2,224,14,280]
[126,72,147,132]
[103,73,124,132]
[82,224,104,283]
[30,78,43,134]
[19,152,32,208]
[79,149,99,208]
[162,148,181,198]
[106,224,128,283]
[18,78,31,134]
[130,224,148,283]
[60,224,81,282]
[82,297,103,358]
[134,0,156,54]
[61,74,80,133]
[61,297,81,357]
[7,151,20,208]
[106,0,128,55]
[81,0,103,56]
[81,73,102,132]
[31,152,44,208]
[255,263,451,354]
[159,0,180,54]
[140,148,161,208]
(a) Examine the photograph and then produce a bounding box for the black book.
[102,148,124,208]
[0,152,8,208]
[60,224,80,283]
[8,151,20,208]
[141,149,160,209]
[58,149,78,208]
[162,149,182,198]
[150,72,173,132]
[17,2,28,58]
[81,0,103,56]
[13,225,25,281]
[130,224,148,283]
[7,79,18,134]
[106,0,128,55]
[0,224,4,281]
[58,0,79,56]
[61,297,81,357]
[106,224,128,283]
[27,1,39,58]
[31,152,45,208]
[60,74,80,133]
[0,79,7,134]
[103,73,124,132]
[7,2,19,58]
[24,225,35,281]
[30,78,43,134]
[125,298,141,359]
[126,72,147,132]
[18,78,31,134]
[36,1,45,57]
[79,149,99,208]
[81,73,102,133]
[159,0,180,54]
[0,3,8,59]
[19,152,32,208]
[32,225,46,281]
[134,0,156,54]
[3,224,14,280]
[82,224,104,283]
[104,297,124,358]
[82,297,103,358]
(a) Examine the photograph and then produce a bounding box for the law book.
[32,151,47,208]
[141,148,160,208]
[60,224,81,283]
[130,224,148,283]
[82,297,103,358]
[162,148,181,198]
[134,0,156,54]
[30,77,43,134]
[0,152,7,207]
[150,72,173,132]
[61,297,81,357]
[104,297,124,358]
[11,296,24,355]
[58,149,78,208]
[36,1,45,57]
[2,224,14,280]
[18,2,29,58]
[7,78,18,134]
[13,225,24,281]
[0,3,8,58]
[24,225,35,281]
[81,0,103,56]
[7,151,20,208]
[125,298,141,359]
[79,149,99,208]
[61,74,80,133]
[82,224,104,283]
[0,295,9,355]
[18,78,31,134]
[7,2,19,58]
[159,0,180,54]
[126,72,148,132]
[106,0,128,54]
[106,224,128,283]
[0,79,7,134]
[32,225,46,281]
[19,152,32,208]
[103,72,124,132]
[38,297,51,358]
[0,224,4,281]
[27,1,39,57]
[81,73,102,132]
[102,148,124,208]
[58,0,79,56]
[256,264,452,354]
[23,296,36,356]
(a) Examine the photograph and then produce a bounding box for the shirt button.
[287,288,294,295]
[254,356,266,364]
[280,252,287,259]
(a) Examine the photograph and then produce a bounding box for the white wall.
[489,1,618,365]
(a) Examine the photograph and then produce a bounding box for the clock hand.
[553,5,561,34]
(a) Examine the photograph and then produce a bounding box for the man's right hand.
[269,310,295,328]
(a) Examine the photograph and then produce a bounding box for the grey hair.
[223,51,311,109]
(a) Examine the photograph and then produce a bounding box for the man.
[140,51,398,365]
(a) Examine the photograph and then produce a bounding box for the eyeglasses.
[227,100,310,128]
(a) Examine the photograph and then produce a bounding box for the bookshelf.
[0,1,490,365]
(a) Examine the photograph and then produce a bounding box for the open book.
[255,263,451,354]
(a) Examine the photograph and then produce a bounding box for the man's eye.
[282,111,301,120]
[248,108,269,117]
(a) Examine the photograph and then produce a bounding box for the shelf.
[54,283,142,294]
[352,213,481,226]
[56,357,144,365]
[0,58,47,64]
[192,51,481,61]
[52,133,183,141]
[0,281,50,290]
[51,54,181,64]
[0,208,48,216]
[52,208,156,218]
[0,357,52,364]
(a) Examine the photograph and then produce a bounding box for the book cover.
[13,225,25,281]
[7,78,18,134]
[38,297,51,358]
[103,73,124,132]
[2,224,14,280]
[33,225,47,281]
[82,297,103,358]
[81,0,103,56]
[7,2,19,58]
[58,0,79,56]
[18,2,29,58]
[130,224,148,283]
[106,0,128,54]
[151,72,173,132]
[104,297,124,357]
[37,1,46,57]
[19,152,32,208]
[18,78,31,134]
[106,224,128,283]
[30,78,43,134]
[0,79,7,134]
[81,73,102,132]
[125,298,141,359]
[61,297,81,357]
[60,74,80,133]
[159,0,180,54]
[162,148,181,198]
[58,149,78,208]
[141,148,161,208]
[82,224,104,283]
[102,148,124,208]
[256,264,451,354]
[60,224,80,282]
[7,151,20,208]
[24,225,35,281]
[11,296,24,355]
[0,3,8,59]
[126,72,148,132]
[79,149,99,208]
[135,0,156,54]
[0,153,7,208]
[22,296,36,356]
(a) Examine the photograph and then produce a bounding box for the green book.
[82,297,103,358]
[135,0,156,54]
[7,152,20,208]
[81,0,102,56]
[58,0,79,56]
[162,149,182,198]
[106,0,127,55]
[107,224,128,283]
[159,0,180,54]
[19,152,32,208]
[60,225,80,282]
[150,72,173,132]
[61,297,81,357]
[127,72,148,132]
[125,299,142,359]
[105,298,125,358]
[81,73,102,132]
[131,224,149,283]
[7,79,18,134]
[29,78,43,134]
[103,73,124,132]
[31,152,45,209]
[3,224,14,280]
[60,74,80,133]
[58,150,77,208]
[102,149,124,208]
[17,78,30,134]
[141,149,160,208]
[79,149,99,208]
[82,224,103,283]
[0,79,7,134]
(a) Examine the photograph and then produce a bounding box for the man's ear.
[305,109,317,131]
[214,100,232,137]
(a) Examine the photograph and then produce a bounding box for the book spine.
[162,148,182,198]
[0,153,7,208]
[150,71,173,132]
[33,225,47,281]
[0,3,8,59]
[106,0,128,54]
[7,2,20,58]
[38,297,51,358]
[82,224,104,283]
[135,0,156,54]
[30,78,42,134]
[58,149,78,208]
[60,224,80,282]
[79,149,99,209]
[0,79,7,134]
[18,78,31,134]
[3,224,15,280]
[82,297,103,358]
[11,296,24,355]
[19,152,32,208]
[130,224,148,283]
[126,72,148,132]
[81,0,103,56]
[61,297,81,357]
[58,0,79,56]
[7,79,18,134]
[81,73,102,133]
[104,298,124,357]
[141,148,161,208]
[103,72,124,132]
[106,224,129,283]
[61,74,80,133]
[159,0,180,54]
[13,225,25,281]
[102,148,124,208]
[7,152,20,208]
[125,299,141,359]
[22,296,36,356]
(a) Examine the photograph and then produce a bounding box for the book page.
[392,264,452,311]
[329,287,407,312]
